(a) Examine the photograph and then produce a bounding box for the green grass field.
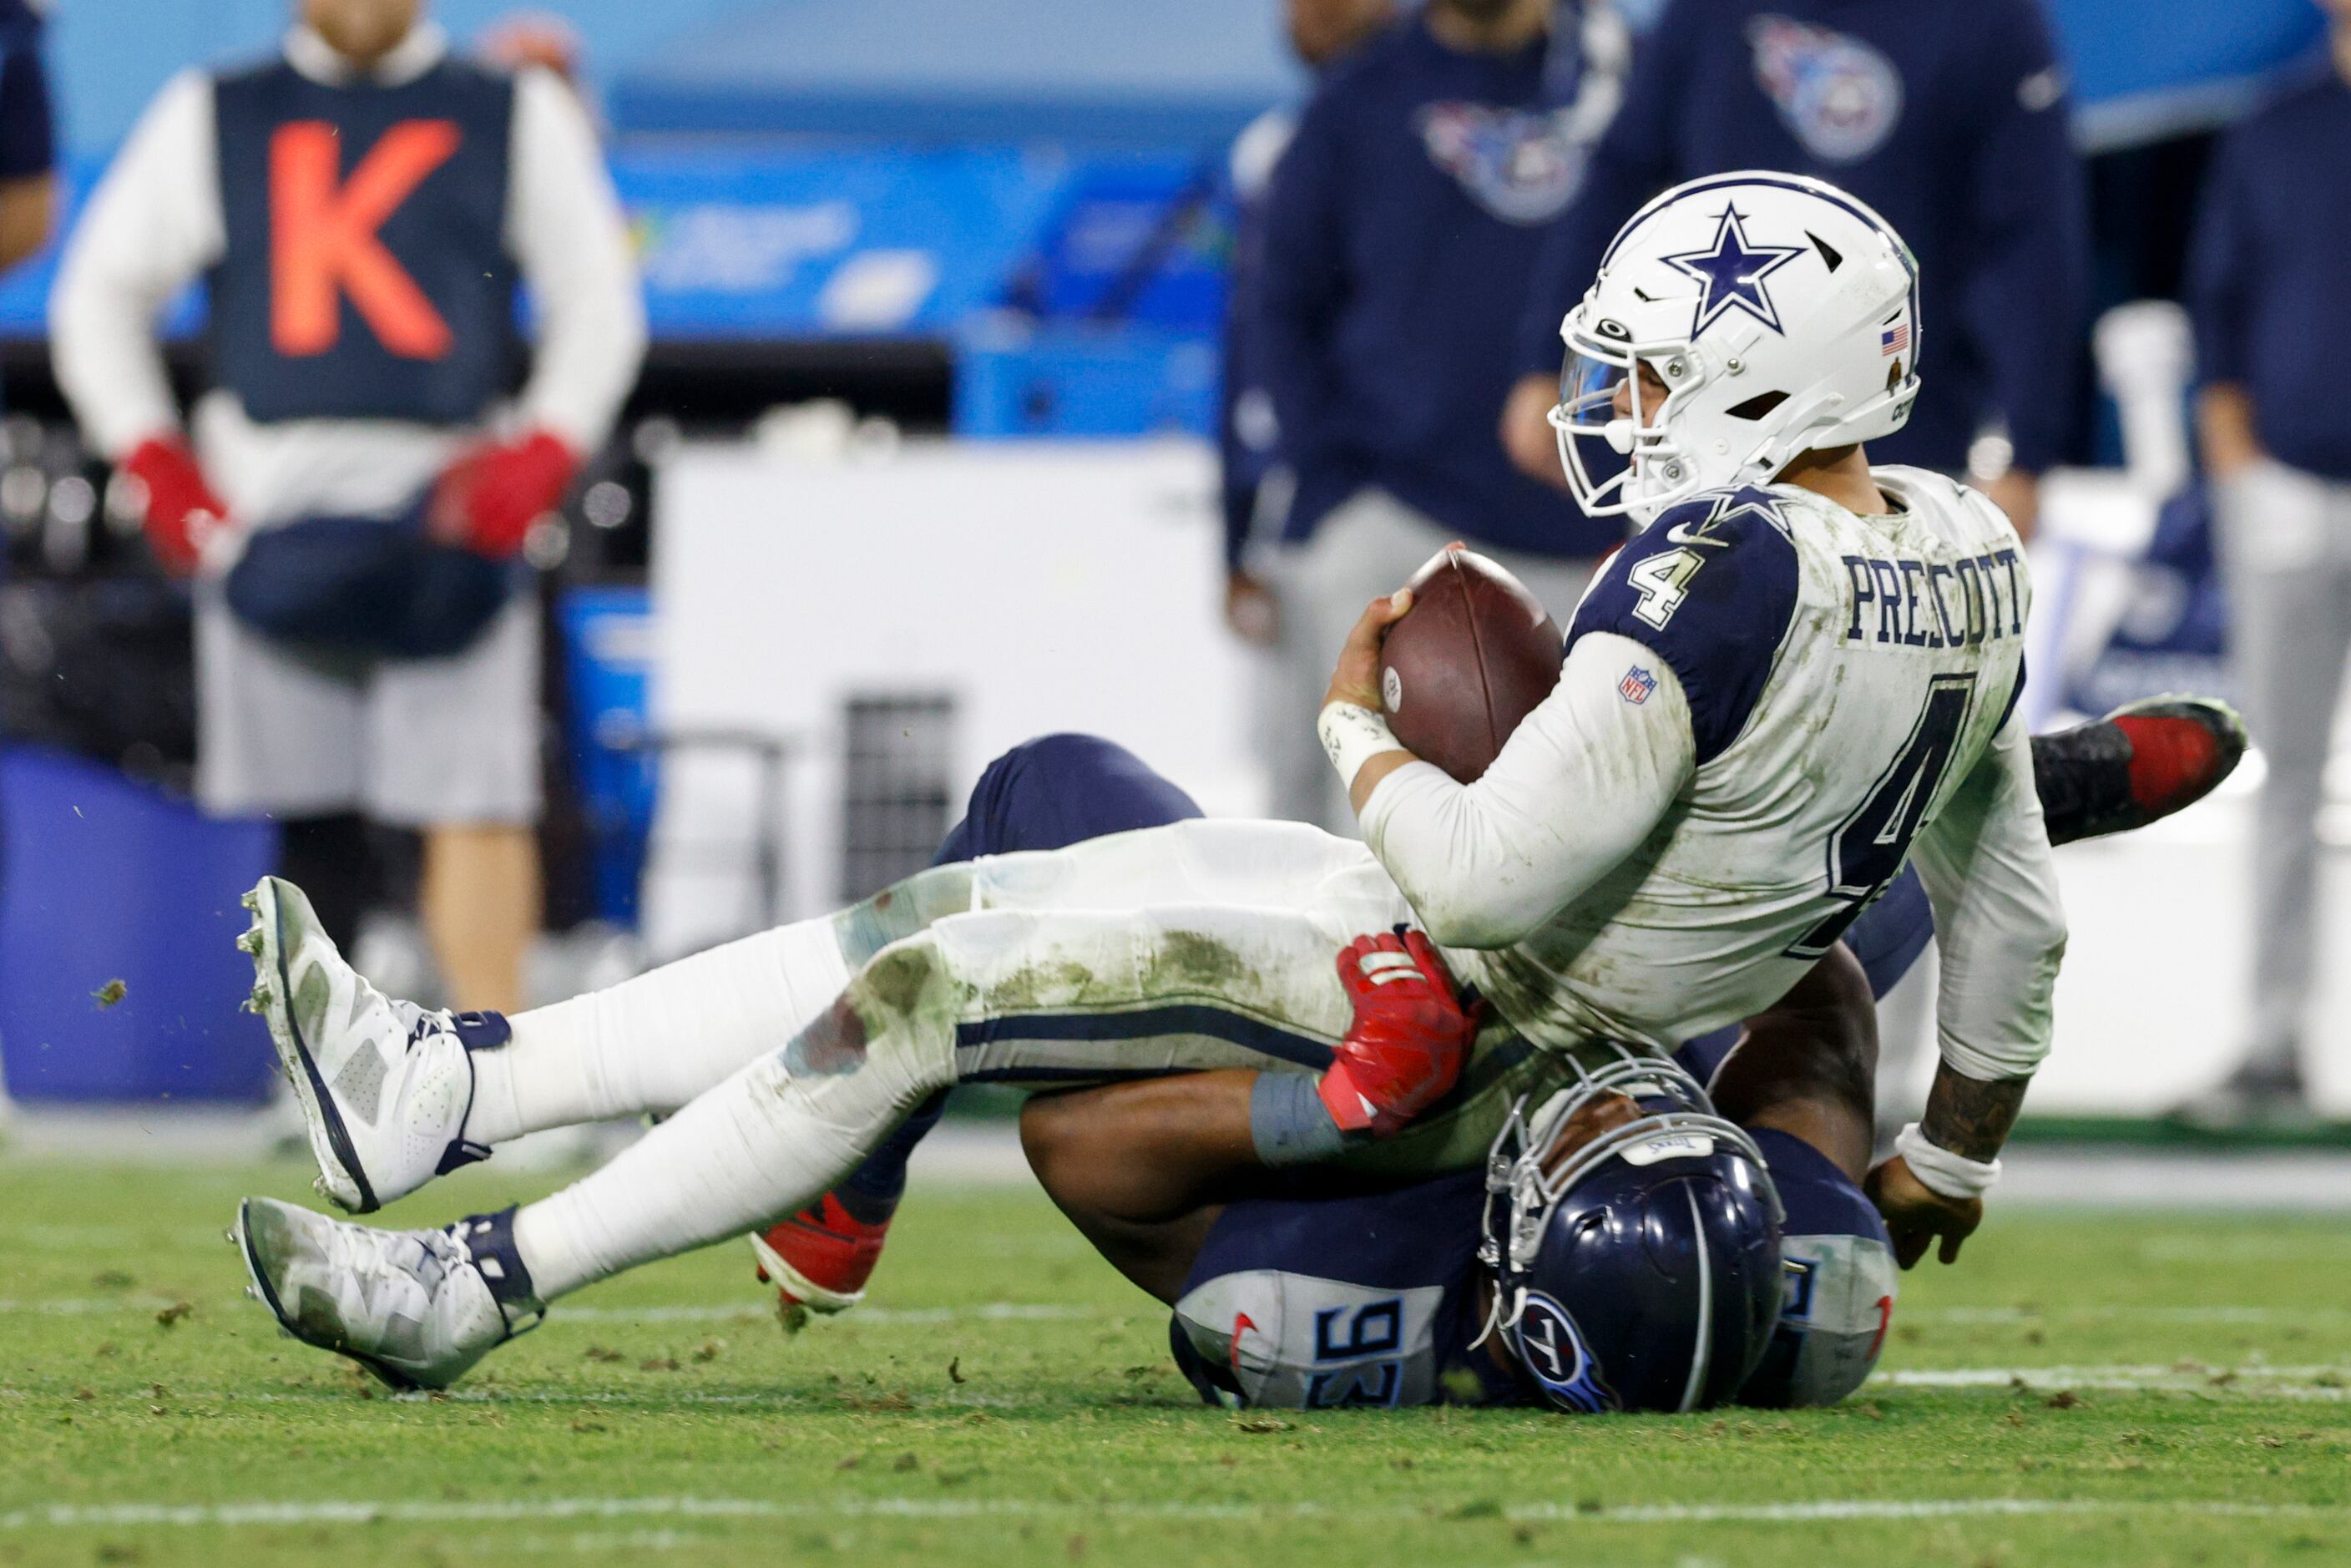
[3,1156,2346,1567]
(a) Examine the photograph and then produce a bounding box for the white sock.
[467,918,853,1146]
[511,988,942,1299]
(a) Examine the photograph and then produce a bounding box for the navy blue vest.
[210,56,518,425]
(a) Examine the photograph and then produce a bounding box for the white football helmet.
[1550,171,1921,523]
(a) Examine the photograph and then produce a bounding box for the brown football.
[1378,547,1565,783]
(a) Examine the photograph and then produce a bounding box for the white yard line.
[15,1295,2343,1328]
[557,1302,1095,1325]
[2,1495,2343,1533]
[1876,1364,2348,1399]
[1913,1305,2351,1325]
[0,1297,1097,1323]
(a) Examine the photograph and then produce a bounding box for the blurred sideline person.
[1498,0,2087,538]
[1253,0,1634,830]
[0,0,55,994]
[50,0,645,1014]
[1219,0,1393,651]
[0,0,52,278]
[2182,0,2351,1125]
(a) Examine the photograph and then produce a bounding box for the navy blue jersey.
[2188,62,2351,482]
[1170,1122,1893,1409]
[210,56,520,425]
[1515,0,2087,474]
[1169,1171,1521,1409]
[1256,14,1622,558]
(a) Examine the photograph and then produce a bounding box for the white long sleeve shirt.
[1357,470,2066,1081]
[48,22,645,533]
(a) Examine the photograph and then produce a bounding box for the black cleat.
[2032,695,2247,847]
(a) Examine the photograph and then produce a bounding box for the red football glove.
[429,428,578,560]
[121,435,230,577]
[1317,928,1481,1136]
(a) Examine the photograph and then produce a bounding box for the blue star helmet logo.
[1662,206,1806,337]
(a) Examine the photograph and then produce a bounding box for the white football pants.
[503,819,1418,1297]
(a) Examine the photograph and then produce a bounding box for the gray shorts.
[195,588,541,827]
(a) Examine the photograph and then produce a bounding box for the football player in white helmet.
[1549,170,1920,524]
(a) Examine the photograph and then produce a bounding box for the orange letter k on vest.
[270,119,461,360]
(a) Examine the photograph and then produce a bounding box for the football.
[1378,546,1565,782]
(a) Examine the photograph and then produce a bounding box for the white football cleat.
[241,875,507,1212]
[233,1196,542,1391]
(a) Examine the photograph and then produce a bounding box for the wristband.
[1894,1122,2001,1200]
[1250,1071,1357,1166]
[1318,701,1402,790]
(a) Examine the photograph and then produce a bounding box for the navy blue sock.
[833,1090,951,1224]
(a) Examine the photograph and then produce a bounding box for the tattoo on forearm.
[1919,1065,2030,1162]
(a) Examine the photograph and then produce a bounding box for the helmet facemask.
[1552,323,1737,522]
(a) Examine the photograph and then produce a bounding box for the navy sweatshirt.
[1256,14,1625,559]
[2188,58,2351,483]
[1512,0,2088,476]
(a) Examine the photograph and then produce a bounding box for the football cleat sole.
[241,878,377,1214]
[746,1229,865,1316]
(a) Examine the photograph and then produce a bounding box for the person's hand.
[1865,1154,1984,1268]
[121,435,230,577]
[1224,568,1280,646]
[1979,468,2040,542]
[430,428,579,560]
[2197,383,2265,483]
[1501,372,1570,491]
[1318,928,1482,1136]
[1322,584,1413,711]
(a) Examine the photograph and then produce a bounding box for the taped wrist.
[1895,1121,2001,1200]
[1250,1071,1360,1167]
[1318,701,1401,791]
[1935,1031,2051,1083]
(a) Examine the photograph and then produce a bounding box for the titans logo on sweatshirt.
[1747,15,1904,164]
[1415,103,1589,225]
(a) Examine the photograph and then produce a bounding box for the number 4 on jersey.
[1628,547,1705,629]
[1786,674,1974,959]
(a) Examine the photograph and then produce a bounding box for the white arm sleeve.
[1358,630,1696,948]
[1909,710,2068,1081]
[48,71,222,457]
[506,69,645,452]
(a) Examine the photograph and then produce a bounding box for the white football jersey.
[1444,466,2040,1053]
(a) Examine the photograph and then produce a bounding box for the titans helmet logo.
[1661,206,1805,337]
[1514,1292,1619,1414]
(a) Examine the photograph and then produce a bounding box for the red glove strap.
[435,428,578,560]
[122,436,229,576]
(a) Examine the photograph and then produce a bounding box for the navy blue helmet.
[1480,1051,1783,1414]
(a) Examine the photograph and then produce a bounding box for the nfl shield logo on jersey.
[1619,665,1659,706]
[1746,15,1904,164]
